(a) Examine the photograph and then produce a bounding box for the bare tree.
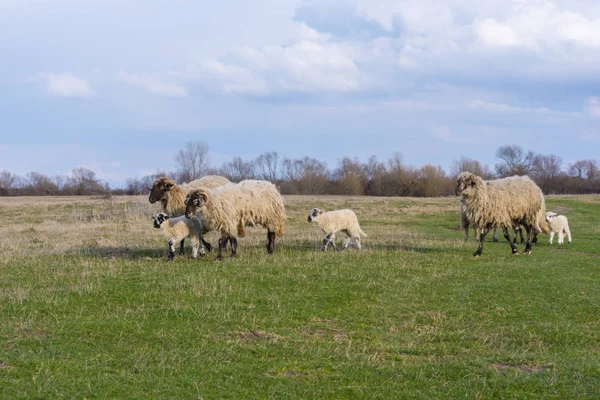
[65,167,105,195]
[451,156,492,179]
[0,170,19,195]
[219,157,255,182]
[27,172,59,195]
[174,141,210,182]
[495,145,535,177]
[254,151,280,181]
[568,159,599,180]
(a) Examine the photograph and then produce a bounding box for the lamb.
[148,175,231,253]
[152,212,204,261]
[184,179,287,261]
[307,208,367,251]
[545,211,572,245]
[456,172,549,256]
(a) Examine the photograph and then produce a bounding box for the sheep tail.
[359,228,367,238]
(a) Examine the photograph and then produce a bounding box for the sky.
[1,0,599,186]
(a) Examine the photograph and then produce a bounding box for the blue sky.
[1,0,599,186]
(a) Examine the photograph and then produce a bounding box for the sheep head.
[153,212,169,229]
[545,211,557,222]
[184,189,209,218]
[455,172,483,197]
[307,208,324,223]
[148,177,176,204]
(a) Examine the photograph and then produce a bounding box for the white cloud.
[35,72,95,98]
[475,18,519,47]
[585,97,600,118]
[119,72,188,97]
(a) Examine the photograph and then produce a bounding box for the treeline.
[1,144,599,197]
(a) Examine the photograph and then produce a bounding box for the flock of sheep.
[148,172,572,261]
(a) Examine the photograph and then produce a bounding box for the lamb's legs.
[473,230,487,257]
[178,239,185,256]
[548,231,555,245]
[266,231,275,255]
[523,225,534,254]
[191,236,200,259]
[565,227,572,243]
[168,239,176,261]
[503,227,518,255]
[557,230,565,245]
[322,232,337,251]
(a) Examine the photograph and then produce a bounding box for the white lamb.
[153,212,204,260]
[545,211,572,245]
[307,208,367,251]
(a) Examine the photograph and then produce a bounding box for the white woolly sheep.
[545,211,572,245]
[184,179,287,261]
[149,175,231,253]
[307,208,367,251]
[152,212,204,261]
[456,172,549,257]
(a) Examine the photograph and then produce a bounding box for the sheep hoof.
[523,250,532,255]
[493,238,499,242]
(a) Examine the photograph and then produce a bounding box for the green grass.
[1,195,599,398]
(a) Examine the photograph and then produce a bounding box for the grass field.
[1,194,599,398]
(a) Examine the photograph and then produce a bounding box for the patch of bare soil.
[228,330,282,342]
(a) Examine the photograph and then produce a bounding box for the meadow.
[1,194,599,398]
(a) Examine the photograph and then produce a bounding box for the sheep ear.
[165,182,174,190]
[164,215,169,219]
[318,209,324,215]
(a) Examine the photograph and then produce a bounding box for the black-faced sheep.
[152,212,203,261]
[148,175,231,253]
[456,172,549,257]
[307,208,367,251]
[184,179,287,261]
[545,211,572,245]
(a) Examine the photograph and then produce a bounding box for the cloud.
[35,72,95,98]
[119,72,188,97]
[475,18,519,47]
[585,97,600,117]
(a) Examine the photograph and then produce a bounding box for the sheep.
[152,212,204,261]
[148,175,231,254]
[184,179,287,261]
[545,211,572,245]
[456,172,549,257]
[307,208,367,251]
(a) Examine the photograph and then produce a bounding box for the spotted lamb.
[307,208,367,251]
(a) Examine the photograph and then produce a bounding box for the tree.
[494,145,535,177]
[568,159,599,180]
[174,141,210,182]
[254,152,280,181]
[219,157,255,182]
[27,171,59,195]
[65,167,105,195]
[0,170,19,195]
[450,156,492,179]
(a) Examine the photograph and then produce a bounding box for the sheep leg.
[322,232,337,251]
[565,227,572,243]
[178,239,185,256]
[492,228,499,242]
[523,225,533,254]
[548,231,555,245]
[354,237,362,250]
[230,237,238,257]
[201,238,212,253]
[557,230,564,245]
[473,230,487,257]
[191,236,200,259]
[503,227,518,255]
[216,235,228,261]
[168,239,176,261]
[266,231,275,255]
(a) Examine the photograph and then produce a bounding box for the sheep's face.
[307,208,324,222]
[545,211,557,222]
[153,212,169,229]
[148,178,175,204]
[455,172,480,197]
[184,190,208,218]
